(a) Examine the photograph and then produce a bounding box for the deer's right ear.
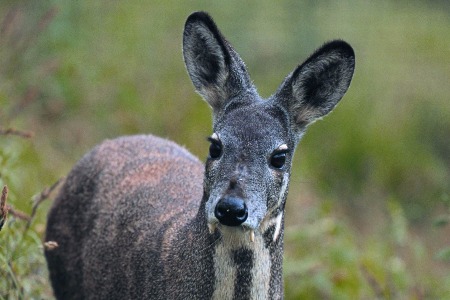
[273,40,355,137]
[183,12,254,116]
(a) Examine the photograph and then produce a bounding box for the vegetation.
[1,0,449,298]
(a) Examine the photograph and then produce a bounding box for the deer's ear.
[274,40,355,133]
[183,12,254,117]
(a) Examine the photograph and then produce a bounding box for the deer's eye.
[270,151,287,169]
[270,144,289,169]
[208,137,222,159]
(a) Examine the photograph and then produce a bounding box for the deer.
[45,11,355,300]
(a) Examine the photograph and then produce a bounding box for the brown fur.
[45,135,207,299]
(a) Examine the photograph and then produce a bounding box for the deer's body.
[45,12,355,299]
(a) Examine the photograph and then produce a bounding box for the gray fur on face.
[205,103,292,231]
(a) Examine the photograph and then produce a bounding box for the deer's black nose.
[214,196,248,226]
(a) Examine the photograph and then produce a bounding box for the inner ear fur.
[275,40,355,129]
[182,12,254,115]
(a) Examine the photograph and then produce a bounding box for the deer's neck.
[183,192,285,299]
[211,214,285,300]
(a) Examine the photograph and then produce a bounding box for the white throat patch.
[212,228,271,300]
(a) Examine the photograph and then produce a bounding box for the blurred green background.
[1,0,449,298]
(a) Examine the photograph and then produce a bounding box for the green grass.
[1,0,449,298]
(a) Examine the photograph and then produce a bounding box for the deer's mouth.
[207,202,284,245]
[207,221,256,243]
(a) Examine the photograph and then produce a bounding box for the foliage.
[0,133,56,298]
[285,200,450,299]
[0,2,57,298]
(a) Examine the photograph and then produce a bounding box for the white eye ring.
[277,144,288,151]
[211,132,219,141]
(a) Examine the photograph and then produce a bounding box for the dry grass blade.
[37,7,58,32]
[0,186,9,231]
[32,177,64,214]
[360,264,385,299]
[24,177,64,231]
[6,206,31,222]
[0,178,63,233]
[0,127,34,138]
[0,5,20,37]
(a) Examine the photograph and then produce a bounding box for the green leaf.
[433,215,450,228]
[435,247,450,262]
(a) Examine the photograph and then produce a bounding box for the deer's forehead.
[215,104,289,148]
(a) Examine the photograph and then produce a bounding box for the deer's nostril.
[214,197,248,226]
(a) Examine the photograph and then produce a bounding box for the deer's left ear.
[183,11,255,119]
[273,40,355,133]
